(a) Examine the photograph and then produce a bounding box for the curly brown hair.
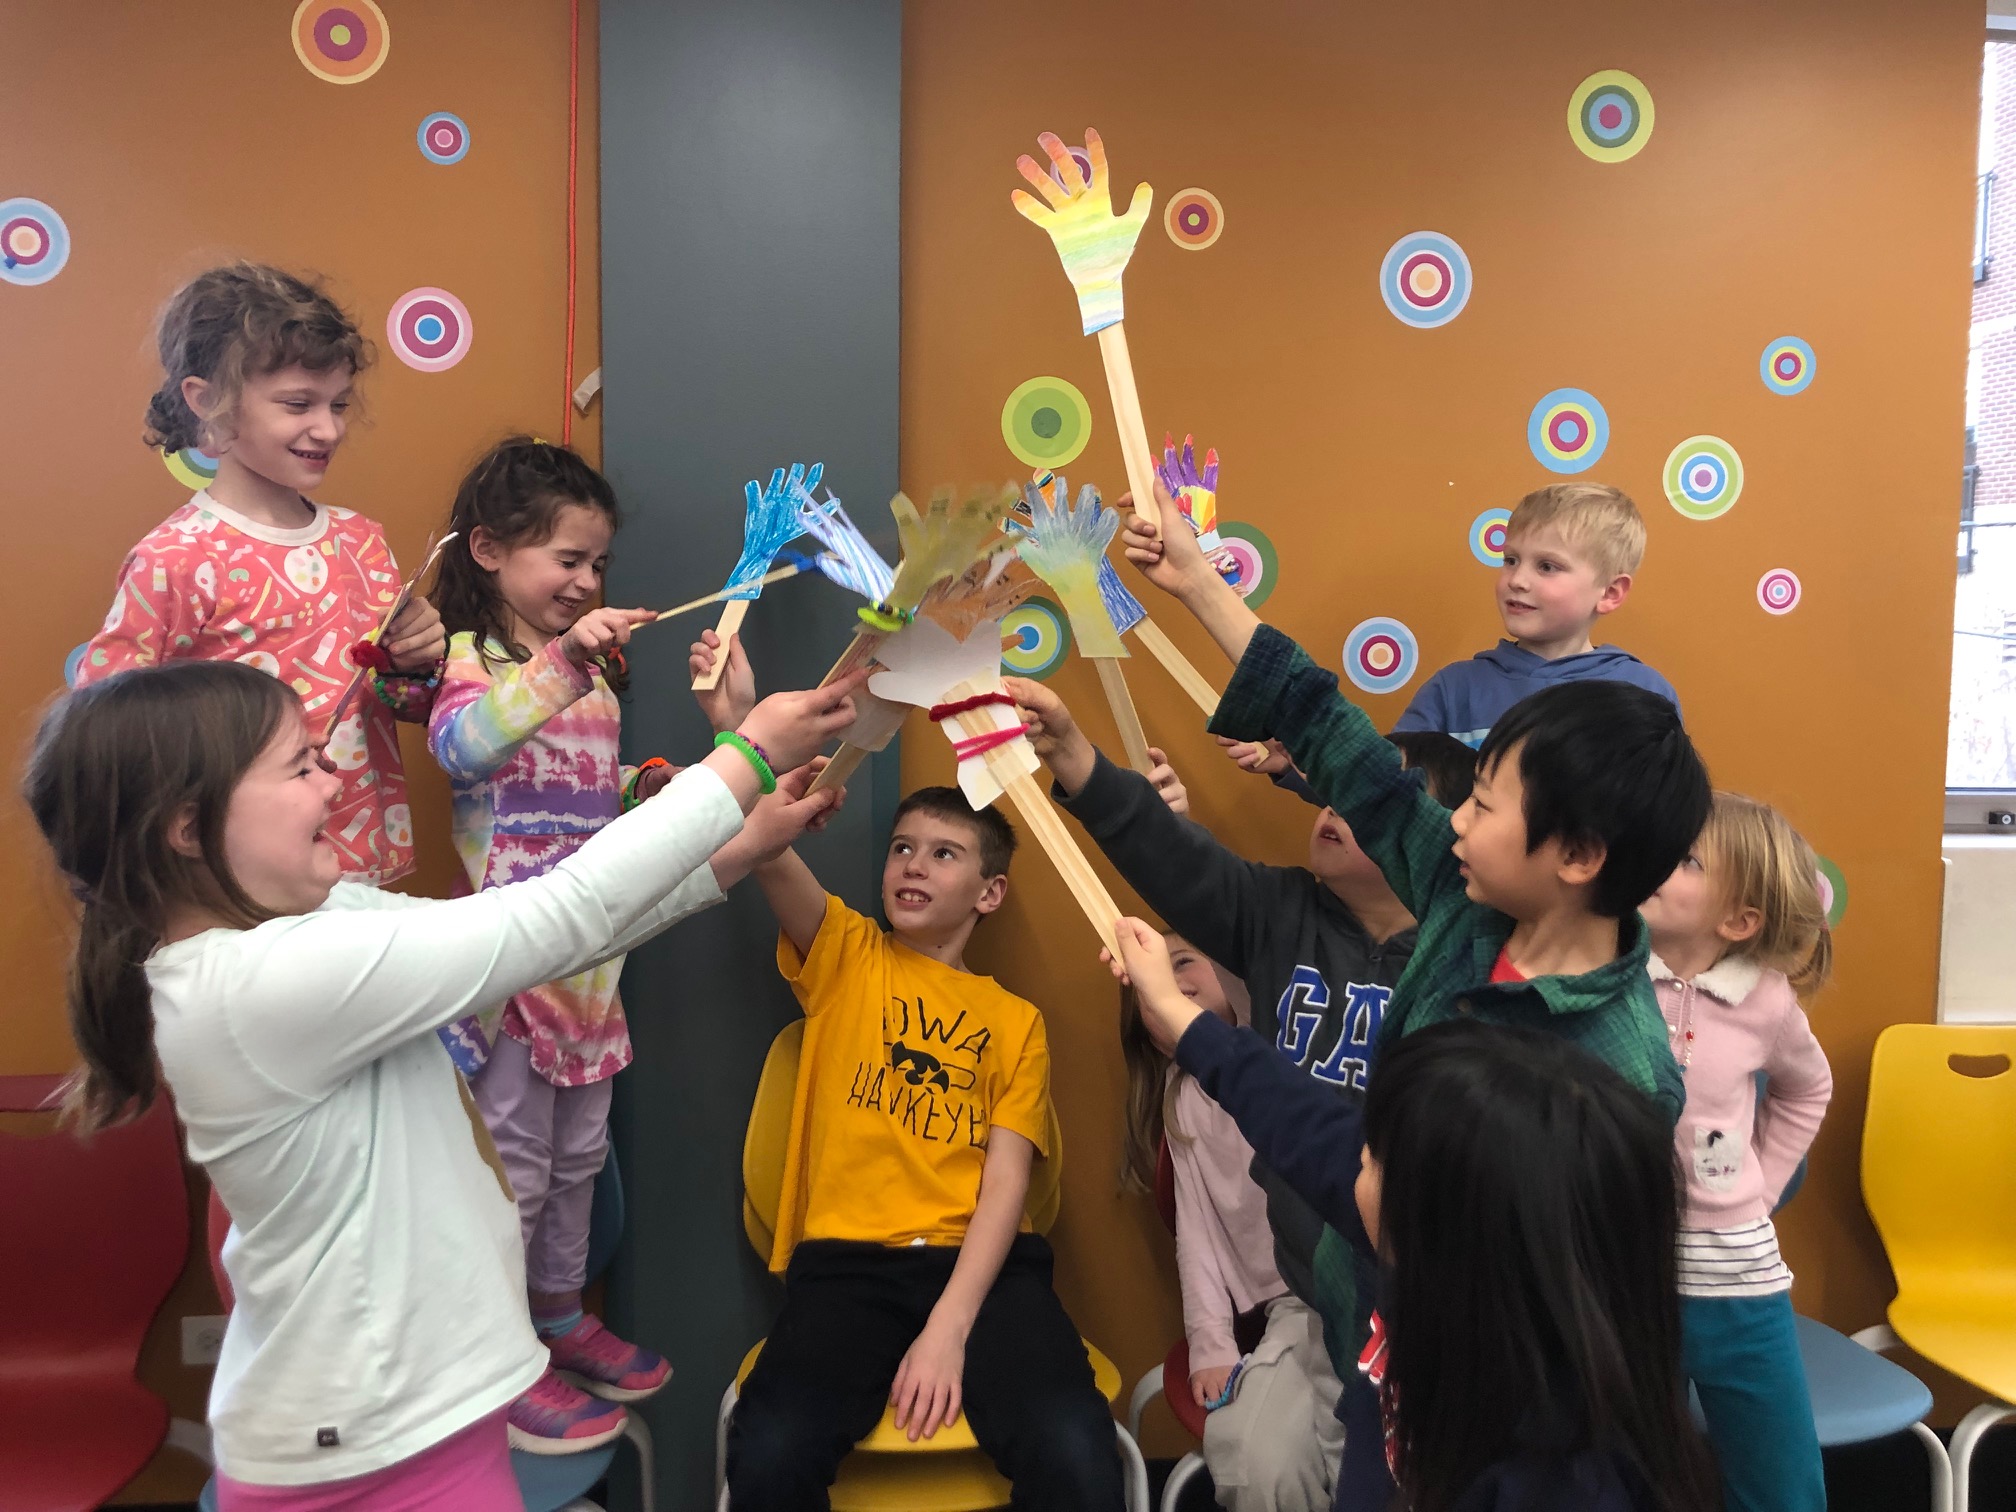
[144,263,371,454]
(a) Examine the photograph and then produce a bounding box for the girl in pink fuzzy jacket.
[1639,792,1834,1512]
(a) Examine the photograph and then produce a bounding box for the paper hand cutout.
[920,550,1042,644]
[885,485,1019,612]
[1024,469,1143,638]
[723,462,822,598]
[1011,129,1153,336]
[1014,475,1129,659]
[871,616,1036,810]
[796,489,895,604]
[1157,434,1222,552]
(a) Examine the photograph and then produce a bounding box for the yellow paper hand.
[1011,129,1152,336]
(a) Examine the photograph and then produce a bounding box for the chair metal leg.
[1161,1449,1209,1512]
[622,1413,655,1512]
[1910,1420,1955,1512]
[1115,1421,1151,1512]
[1127,1368,1165,1441]
[1951,1400,2016,1512]
[715,1381,738,1511]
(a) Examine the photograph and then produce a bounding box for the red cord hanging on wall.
[562,0,580,446]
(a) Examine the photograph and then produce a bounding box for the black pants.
[726,1235,1125,1511]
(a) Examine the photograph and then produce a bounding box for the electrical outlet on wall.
[181,1314,226,1366]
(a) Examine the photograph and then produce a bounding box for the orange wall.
[2,3,599,1497]
[900,0,1981,1448]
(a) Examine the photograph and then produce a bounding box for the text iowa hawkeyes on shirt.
[1274,965,1390,1089]
[844,993,997,1147]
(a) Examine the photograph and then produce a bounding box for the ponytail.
[62,903,163,1128]
[25,662,294,1131]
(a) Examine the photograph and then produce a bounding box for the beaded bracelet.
[622,756,671,812]
[368,659,445,711]
[714,730,778,795]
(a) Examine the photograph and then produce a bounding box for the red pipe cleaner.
[929,691,1016,722]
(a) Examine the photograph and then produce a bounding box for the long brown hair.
[1117,983,1175,1195]
[430,436,627,689]
[144,262,371,455]
[23,663,293,1130]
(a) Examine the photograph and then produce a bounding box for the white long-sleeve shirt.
[150,764,744,1484]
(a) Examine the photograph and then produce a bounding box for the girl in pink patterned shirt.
[74,264,446,883]
[426,438,672,1455]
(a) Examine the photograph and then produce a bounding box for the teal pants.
[1681,1292,1825,1512]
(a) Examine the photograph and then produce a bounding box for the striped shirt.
[1675,1217,1793,1298]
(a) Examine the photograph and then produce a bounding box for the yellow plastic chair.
[714,1019,1147,1511]
[1861,1024,2016,1512]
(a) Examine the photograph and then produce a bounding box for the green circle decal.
[1002,376,1092,469]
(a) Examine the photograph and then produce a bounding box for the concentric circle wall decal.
[63,643,87,690]
[1469,508,1511,567]
[292,0,390,85]
[387,287,473,372]
[163,446,220,490]
[1344,616,1419,695]
[1047,144,1096,192]
[1664,435,1744,520]
[1164,188,1225,250]
[1001,376,1092,469]
[1215,522,1278,609]
[1527,388,1610,474]
[1568,69,1655,162]
[1379,231,1472,328]
[1000,597,1071,680]
[1816,856,1848,927]
[417,112,470,166]
[0,198,71,286]
[1756,568,1802,615]
[1760,336,1815,396]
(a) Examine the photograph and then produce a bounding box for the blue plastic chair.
[195,1147,641,1512]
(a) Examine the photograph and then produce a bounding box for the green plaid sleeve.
[1208,625,1464,920]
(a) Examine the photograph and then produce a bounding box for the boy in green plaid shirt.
[1103,480,1707,1508]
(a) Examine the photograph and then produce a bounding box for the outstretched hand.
[1119,479,1218,601]
[1102,916,1203,1054]
[1218,735,1291,777]
[710,757,846,889]
[689,629,756,733]
[1004,675,1096,795]
[736,666,871,775]
[1010,128,1152,336]
[562,606,655,666]
[1146,746,1188,816]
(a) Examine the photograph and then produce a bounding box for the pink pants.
[470,1031,613,1293]
[217,1409,522,1511]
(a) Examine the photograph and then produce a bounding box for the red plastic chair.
[0,1073,190,1512]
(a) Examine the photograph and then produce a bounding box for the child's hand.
[383,595,447,672]
[1102,917,1202,1054]
[737,667,871,774]
[890,1319,966,1440]
[561,606,654,666]
[632,761,682,803]
[1146,746,1188,816]
[741,759,843,860]
[1217,735,1291,777]
[1119,478,1217,601]
[689,629,757,733]
[1004,675,1096,795]
[1191,1365,1234,1409]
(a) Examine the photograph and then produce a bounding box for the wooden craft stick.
[1096,323,1159,530]
[941,676,1119,954]
[691,599,751,692]
[324,530,458,736]
[653,563,803,625]
[806,741,871,797]
[1129,617,1220,717]
[1093,657,1155,775]
[802,628,900,796]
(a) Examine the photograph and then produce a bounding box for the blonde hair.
[1506,482,1647,582]
[1700,792,1833,999]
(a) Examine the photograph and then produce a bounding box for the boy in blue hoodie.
[1398,481,1678,747]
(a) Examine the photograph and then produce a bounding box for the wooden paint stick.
[1092,656,1155,774]
[691,599,751,691]
[1129,617,1220,717]
[1096,322,1160,530]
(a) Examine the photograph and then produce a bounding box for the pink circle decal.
[1756,568,1801,615]
[386,287,473,372]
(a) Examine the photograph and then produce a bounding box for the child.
[1396,483,1677,746]
[1120,937,1341,1512]
[25,657,861,1507]
[424,438,675,1451]
[74,263,446,884]
[1222,731,1476,815]
[1013,681,1463,1510]
[1640,793,1835,1512]
[1116,478,1708,1508]
[1116,938,1718,1512]
[700,620,1124,1511]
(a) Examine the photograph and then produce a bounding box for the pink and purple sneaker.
[545,1313,673,1403]
[507,1367,629,1454]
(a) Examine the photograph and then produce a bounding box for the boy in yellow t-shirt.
[727,786,1125,1511]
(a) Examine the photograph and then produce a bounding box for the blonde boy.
[1397,482,1678,746]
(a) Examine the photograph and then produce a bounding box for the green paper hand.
[1011,128,1153,336]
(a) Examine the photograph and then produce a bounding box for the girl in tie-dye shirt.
[425,438,673,1454]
